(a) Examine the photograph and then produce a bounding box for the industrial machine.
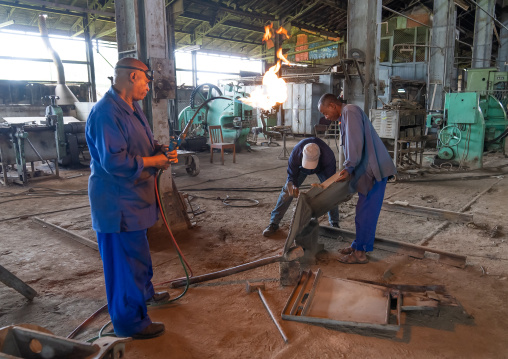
[427,68,508,169]
[0,96,87,185]
[177,83,256,151]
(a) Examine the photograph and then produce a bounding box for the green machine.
[427,68,508,168]
[177,83,256,151]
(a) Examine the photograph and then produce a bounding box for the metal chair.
[209,125,236,165]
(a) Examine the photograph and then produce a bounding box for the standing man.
[86,58,177,339]
[263,137,340,237]
[318,94,396,264]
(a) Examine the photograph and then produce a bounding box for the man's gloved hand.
[287,181,299,198]
[335,169,350,182]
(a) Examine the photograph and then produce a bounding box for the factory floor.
[1,137,508,358]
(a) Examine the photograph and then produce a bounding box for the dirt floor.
[1,137,508,358]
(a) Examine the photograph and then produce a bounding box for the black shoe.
[263,223,279,237]
[132,322,165,340]
[331,222,340,228]
[146,291,170,305]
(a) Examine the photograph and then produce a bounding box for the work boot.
[132,322,165,340]
[146,291,170,305]
[263,223,279,237]
[331,222,340,228]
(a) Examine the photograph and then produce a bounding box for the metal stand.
[277,129,290,160]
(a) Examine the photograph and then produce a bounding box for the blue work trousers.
[270,171,339,226]
[351,177,388,252]
[97,230,155,337]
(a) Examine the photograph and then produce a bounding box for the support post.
[428,0,456,111]
[472,0,495,68]
[83,15,97,102]
[191,50,198,87]
[497,0,508,72]
[346,0,381,112]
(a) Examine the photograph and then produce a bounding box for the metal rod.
[171,255,282,288]
[257,289,289,344]
[25,137,54,174]
[0,56,88,65]
[32,216,98,251]
[467,0,508,32]
[382,5,431,28]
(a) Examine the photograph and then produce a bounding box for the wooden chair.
[209,125,236,165]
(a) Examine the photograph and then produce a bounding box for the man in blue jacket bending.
[86,58,177,339]
[263,137,340,237]
[318,94,397,264]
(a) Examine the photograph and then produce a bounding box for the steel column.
[497,0,508,72]
[428,0,456,111]
[346,0,381,112]
[83,15,97,102]
[472,0,495,68]
[191,50,198,87]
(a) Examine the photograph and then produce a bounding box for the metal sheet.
[282,270,400,331]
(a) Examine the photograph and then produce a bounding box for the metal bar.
[14,0,115,17]
[257,289,289,344]
[32,217,98,251]
[319,226,467,268]
[467,0,508,32]
[0,56,88,65]
[301,269,321,316]
[418,177,503,246]
[289,270,312,315]
[0,1,115,21]
[170,255,282,288]
[0,204,90,223]
[25,137,54,174]
[0,264,37,300]
[0,19,14,28]
[381,201,474,224]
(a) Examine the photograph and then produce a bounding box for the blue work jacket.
[287,137,336,185]
[86,87,158,233]
[339,104,397,195]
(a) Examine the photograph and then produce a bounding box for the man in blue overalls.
[318,94,397,264]
[263,137,340,237]
[86,58,177,339]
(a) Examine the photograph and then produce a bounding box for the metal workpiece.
[0,324,130,359]
[282,270,401,332]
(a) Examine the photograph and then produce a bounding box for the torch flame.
[240,24,293,110]
[276,26,289,39]
[277,48,290,65]
[262,25,272,42]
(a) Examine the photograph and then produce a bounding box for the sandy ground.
[1,138,508,358]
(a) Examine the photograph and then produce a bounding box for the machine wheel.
[190,83,223,109]
[438,125,462,146]
[185,155,200,176]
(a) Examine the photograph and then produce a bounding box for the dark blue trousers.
[97,230,155,337]
[351,178,388,252]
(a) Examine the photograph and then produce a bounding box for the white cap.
[302,143,320,169]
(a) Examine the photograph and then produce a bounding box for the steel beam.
[83,15,97,102]
[188,0,275,21]
[472,0,495,68]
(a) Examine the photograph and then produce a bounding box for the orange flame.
[239,24,294,110]
[277,48,290,65]
[262,25,272,42]
[276,26,289,39]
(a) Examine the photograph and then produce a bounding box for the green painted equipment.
[177,83,256,151]
[427,68,508,169]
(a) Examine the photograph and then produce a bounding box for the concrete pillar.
[497,0,508,72]
[428,0,456,111]
[346,0,381,112]
[472,0,495,68]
